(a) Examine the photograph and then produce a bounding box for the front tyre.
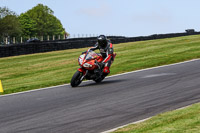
[71,71,83,87]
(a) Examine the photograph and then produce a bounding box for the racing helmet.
[97,35,107,48]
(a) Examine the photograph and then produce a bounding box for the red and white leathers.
[90,40,114,74]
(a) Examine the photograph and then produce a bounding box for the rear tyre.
[94,75,106,83]
[94,78,102,83]
[71,71,83,87]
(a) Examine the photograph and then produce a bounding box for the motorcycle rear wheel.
[71,71,83,87]
[93,75,106,83]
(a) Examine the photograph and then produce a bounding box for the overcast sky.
[1,0,200,37]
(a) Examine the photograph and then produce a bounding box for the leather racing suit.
[90,40,114,74]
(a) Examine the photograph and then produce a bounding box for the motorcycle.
[70,49,116,87]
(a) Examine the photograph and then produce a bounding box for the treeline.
[0,4,67,44]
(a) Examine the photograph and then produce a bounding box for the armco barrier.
[0,32,200,58]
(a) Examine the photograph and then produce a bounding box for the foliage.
[22,4,65,36]
[18,13,37,37]
[0,4,66,39]
[0,7,16,19]
[0,15,21,37]
[0,7,21,38]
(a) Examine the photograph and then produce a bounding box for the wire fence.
[0,34,116,45]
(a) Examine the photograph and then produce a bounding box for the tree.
[0,7,21,39]
[18,13,37,37]
[0,7,16,19]
[0,15,21,37]
[22,4,65,36]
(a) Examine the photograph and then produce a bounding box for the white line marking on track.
[101,118,151,133]
[0,58,199,98]
[101,103,196,133]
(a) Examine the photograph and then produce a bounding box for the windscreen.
[85,50,98,60]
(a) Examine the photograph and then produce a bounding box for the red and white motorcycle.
[70,49,116,87]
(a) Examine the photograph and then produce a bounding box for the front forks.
[80,70,88,81]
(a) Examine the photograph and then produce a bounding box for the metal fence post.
[13,37,15,44]
[6,37,8,44]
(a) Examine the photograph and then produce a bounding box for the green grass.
[112,103,200,133]
[0,35,200,94]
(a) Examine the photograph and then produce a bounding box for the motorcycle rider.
[89,35,114,76]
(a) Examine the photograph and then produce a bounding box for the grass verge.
[112,103,200,133]
[0,35,200,94]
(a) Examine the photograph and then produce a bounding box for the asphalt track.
[0,59,200,133]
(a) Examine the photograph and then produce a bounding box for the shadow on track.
[78,79,127,88]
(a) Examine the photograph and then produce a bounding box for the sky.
[1,0,200,37]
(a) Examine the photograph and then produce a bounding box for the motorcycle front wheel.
[71,71,83,87]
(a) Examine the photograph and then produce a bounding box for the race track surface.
[0,59,200,133]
